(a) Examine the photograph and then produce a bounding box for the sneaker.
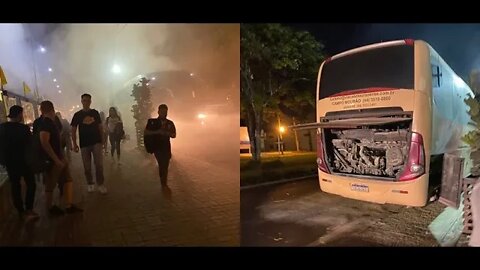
[87,185,95,193]
[48,205,65,217]
[65,204,84,214]
[98,185,108,194]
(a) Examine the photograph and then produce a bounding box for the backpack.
[144,118,160,154]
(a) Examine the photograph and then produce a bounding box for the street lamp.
[277,125,286,155]
[53,78,57,82]
[151,77,156,80]
[58,90,62,93]
[48,67,53,72]
[112,64,121,74]
[39,46,46,53]
[56,85,60,88]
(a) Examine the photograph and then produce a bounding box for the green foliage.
[131,77,152,149]
[463,85,480,176]
[241,24,325,160]
[462,96,480,148]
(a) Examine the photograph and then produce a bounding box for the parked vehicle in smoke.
[196,103,232,127]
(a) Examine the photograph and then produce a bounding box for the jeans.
[154,152,170,185]
[109,133,121,158]
[80,143,104,185]
[6,165,36,213]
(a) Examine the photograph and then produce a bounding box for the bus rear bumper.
[318,170,429,207]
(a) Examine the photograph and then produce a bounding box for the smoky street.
[0,115,239,246]
[0,24,239,246]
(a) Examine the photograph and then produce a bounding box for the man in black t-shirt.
[0,105,39,221]
[144,104,176,187]
[37,101,83,216]
[71,94,106,194]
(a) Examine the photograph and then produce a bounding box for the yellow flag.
[23,82,31,95]
[0,65,7,90]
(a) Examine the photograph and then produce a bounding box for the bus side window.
[432,64,442,88]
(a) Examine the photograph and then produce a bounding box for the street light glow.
[58,90,62,93]
[53,78,57,82]
[152,77,156,80]
[279,126,286,133]
[48,68,52,72]
[39,46,46,53]
[76,105,80,108]
[197,113,207,119]
[56,85,60,88]
[190,73,194,77]
[112,64,121,74]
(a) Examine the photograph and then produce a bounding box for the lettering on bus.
[329,90,395,109]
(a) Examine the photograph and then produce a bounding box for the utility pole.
[277,113,284,155]
[293,116,300,152]
[26,25,40,101]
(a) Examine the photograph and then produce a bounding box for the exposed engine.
[327,128,409,178]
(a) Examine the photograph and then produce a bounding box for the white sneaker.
[98,185,108,194]
[87,185,95,193]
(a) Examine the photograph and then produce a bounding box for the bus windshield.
[319,45,415,99]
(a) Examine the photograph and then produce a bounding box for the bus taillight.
[398,132,425,181]
[317,132,330,173]
[404,39,414,46]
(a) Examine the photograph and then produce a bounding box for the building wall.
[263,113,317,152]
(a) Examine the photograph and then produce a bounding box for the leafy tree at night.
[131,77,152,150]
[462,71,480,177]
[241,23,325,161]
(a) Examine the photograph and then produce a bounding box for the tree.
[462,70,480,176]
[131,77,152,150]
[241,24,324,161]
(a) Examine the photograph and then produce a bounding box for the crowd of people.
[0,93,176,222]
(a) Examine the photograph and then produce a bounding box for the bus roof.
[329,39,416,62]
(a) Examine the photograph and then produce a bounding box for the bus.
[0,90,39,128]
[294,39,474,207]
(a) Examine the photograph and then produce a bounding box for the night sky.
[287,23,480,78]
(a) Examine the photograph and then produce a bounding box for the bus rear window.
[319,45,414,99]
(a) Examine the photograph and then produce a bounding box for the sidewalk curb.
[240,174,318,190]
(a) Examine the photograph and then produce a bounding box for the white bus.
[296,39,474,207]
